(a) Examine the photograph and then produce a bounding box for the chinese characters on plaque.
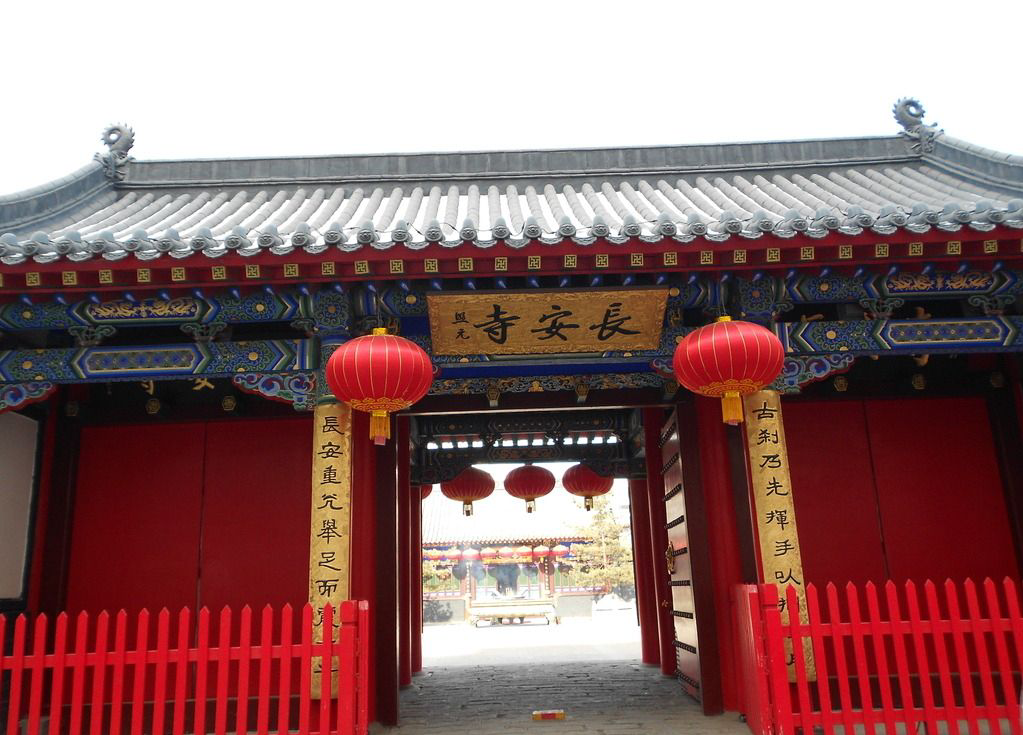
[427,289,668,355]
[743,390,816,681]
[309,402,353,697]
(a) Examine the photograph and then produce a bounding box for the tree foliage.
[569,496,635,598]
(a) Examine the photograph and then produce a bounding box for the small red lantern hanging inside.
[443,547,462,562]
[498,545,516,560]
[671,316,785,425]
[532,545,550,561]
[424,548,444,562]
[461,548,481,562]
[551,544,570,558]
[325,327,434,444]
[504,464,556,513]
[562,463,613,511]
[481,547,499,562]
[419,484,433,500]
[440,466,495,516]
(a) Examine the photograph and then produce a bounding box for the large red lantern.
[325,327,434,444]
[504,464,556,513]
[562,463,613,511]
[419,484,433,500]
[440,467,495,516]
[672,316,785,425]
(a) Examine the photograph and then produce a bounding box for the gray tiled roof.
[2,107,1021,265]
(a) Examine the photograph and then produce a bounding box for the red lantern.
[325,327,434,444]
[424,548,443,561]
[551,544,570,558]
[419,484,433,500]
[481,547,499,562]
[532,545,550,561]
[562,463,613,511]
[443,546,462,562]
[515,545,532,560]
[461,548,481,562]
[504,465,556,513]
[672,316,784,425]
[440,467,495,516]
[498,545,516,559]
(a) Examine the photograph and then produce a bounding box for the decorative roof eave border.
[2,230,1022,296]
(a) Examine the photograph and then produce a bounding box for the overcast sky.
[2,1,1021,193]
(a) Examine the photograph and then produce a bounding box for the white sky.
[2,0,1021,193]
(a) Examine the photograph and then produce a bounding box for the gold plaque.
[767,247,781,263]
[663,252,678,266]
[137,268,152,283]
[285,263,301,277]
[210,266,226,281]
[171,267,187,282]
[62,271,77,286]
[321,262,336,276]
[245,264,260,279]
[427,288,668,355]
[25,272,40,287]
[699,250,713,265]
[838,245,853,260]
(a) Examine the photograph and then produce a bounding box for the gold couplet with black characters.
[427,288,667,355]
[743,390,816,681]
[309,401,353,698]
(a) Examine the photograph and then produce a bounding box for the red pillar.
[397,418,412,688]
[411,485,424,674]
[643,407,676,676]
[349,410,377,721]
[374,421,399,726]
[26,393,59,614]
[692,396,745,712]
[628,477,660,666]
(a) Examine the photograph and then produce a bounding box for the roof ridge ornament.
[892,98,941,154]
[94,124,135,181]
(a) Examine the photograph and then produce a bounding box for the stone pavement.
[386,661,751,735]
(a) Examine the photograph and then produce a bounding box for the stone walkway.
[386,661,751,735]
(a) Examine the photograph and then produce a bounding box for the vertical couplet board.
[660,411,701,700]
[309,401,354,698]
[742,390,815,681]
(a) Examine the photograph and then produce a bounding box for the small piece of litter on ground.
[532,710,566,721]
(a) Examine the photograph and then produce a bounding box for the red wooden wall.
[64,417,312,615]
[784,396,1018,587]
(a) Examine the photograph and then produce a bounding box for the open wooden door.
[659,408,722,712]
[660,410,701,697]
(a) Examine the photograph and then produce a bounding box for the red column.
[692,396,745,712]
[374,421,399,726]
[628,477,660,666]
[349,410,377,721]
[397,418,412,688]
[643,407,676,676]
[26,393,59,614]
[411,485,424,674]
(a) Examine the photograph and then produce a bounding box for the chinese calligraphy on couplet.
[743,390,816,681]
[427,289,667,355]
[309,401,353,698]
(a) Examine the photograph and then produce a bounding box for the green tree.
[422,559,458,592]
[569,496,635,599]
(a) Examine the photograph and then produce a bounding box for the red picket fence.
[735,580,1023,735]
[0,601,370,735]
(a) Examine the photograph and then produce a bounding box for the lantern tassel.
[721,391,743,425]
[462,501,473,517]
[370,410,391,445]
[585,497,594,511]
[526,499,536,513]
